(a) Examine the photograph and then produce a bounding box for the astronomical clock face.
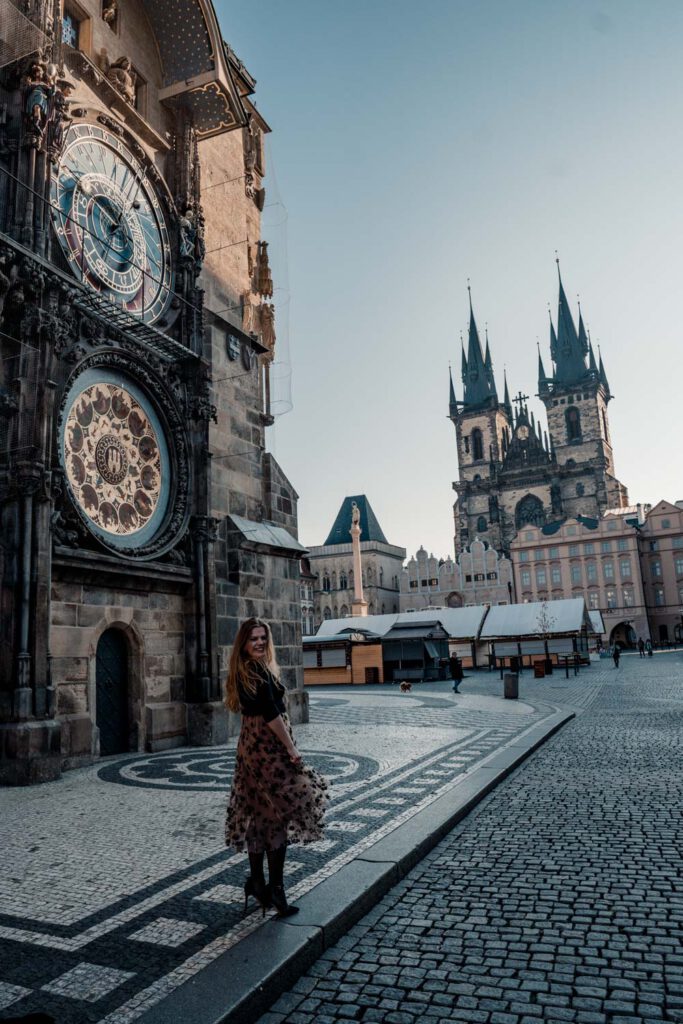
[60,373,171,550]
[51,123,173,324]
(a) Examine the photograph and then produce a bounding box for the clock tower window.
[565,405,582,442]
[472,429,484,461]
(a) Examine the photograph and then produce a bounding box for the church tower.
[538,266,628,516]
[450,290,512,554]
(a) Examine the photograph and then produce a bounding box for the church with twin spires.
[449,267,629,557]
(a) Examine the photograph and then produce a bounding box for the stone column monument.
[350,501,368,616]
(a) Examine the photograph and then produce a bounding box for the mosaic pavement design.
[0,671,607,1023]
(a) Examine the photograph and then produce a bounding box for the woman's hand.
[288,749,302,766]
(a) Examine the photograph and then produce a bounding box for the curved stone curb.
[135,707,575,1024]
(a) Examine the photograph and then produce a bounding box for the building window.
[62,10,80,45]
[570,565,582,584]
[584,543,594,554]
[603,561,614,580]
[617,538,629,551]
[472,429,484,461]
[323,607,331,620]
[601,541,612,553]
[675,558,683,577]
[568,543,580,556]
[549,546,559,558]
[474,573,485,582]
[430,577,439,585]
[520,569,531,587]
[586,562,597,583]
[536,568,547,586]
[588,591,600,609]
[649,540,659,551]
[465,574,472,582]
[607,520,617,531]
[551,566,562,585]
[576,483,585,497]
[623,588,634,607]
[409,580,418,589]
[565,406,582,441]
[606,588,617,609]
[620,559,631,578]
[379,567,384,585]
[651,560,662,578]
[340,604,349,617]
[533,548,544,560]
[519,551,529,562]
[516,494,545,530]
[322,575,330,592]
[477,515,488,533]
[662,519,671,528]
[673,537,683,549]
[339,571,347,589]
[655,587,665,607]
[486,571,497,580]
[566,524,577,535]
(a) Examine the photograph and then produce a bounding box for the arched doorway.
[447,592,464,608]
[609,622,636,649]
[96,629,130,755]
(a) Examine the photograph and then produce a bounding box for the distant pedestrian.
[449,653,463,692]
[638,637,645,658]
[646,638,653,657]
[612,644,620,668]
[225,618,328,919]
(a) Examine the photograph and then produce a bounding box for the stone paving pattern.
[0,672,570,1022]
[259,653,683,1024]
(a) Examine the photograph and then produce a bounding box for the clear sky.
[215,0,683,560]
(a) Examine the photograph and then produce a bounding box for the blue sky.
[215,0,683,558]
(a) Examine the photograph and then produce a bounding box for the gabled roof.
[480,598,591,639]
[322,495,389,546]
[316,606,489,640]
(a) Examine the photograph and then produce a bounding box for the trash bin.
[504,672,518,699]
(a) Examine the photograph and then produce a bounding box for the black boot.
[244,851,271,916]
[267,844,299,919]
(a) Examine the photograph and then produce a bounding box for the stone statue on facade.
[23,60,51,144]
[255,240,273,299]
[351,501,361,526]
[258,302,275,354]
[106,56,136,105]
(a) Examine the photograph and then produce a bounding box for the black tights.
[248,844,287,886]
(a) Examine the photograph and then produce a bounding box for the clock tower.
[0,0,306,783]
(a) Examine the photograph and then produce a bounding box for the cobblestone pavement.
[0,667,588,1023]
[258,652,683,1024]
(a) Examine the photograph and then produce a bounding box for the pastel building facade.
[400,540,513,611]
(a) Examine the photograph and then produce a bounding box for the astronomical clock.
[0,0,306,786]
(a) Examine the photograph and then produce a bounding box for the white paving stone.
[41,962,135,1002]
[0,981,32,1010]
[129,917,206,948]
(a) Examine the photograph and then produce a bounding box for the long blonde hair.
[225,617,280,712]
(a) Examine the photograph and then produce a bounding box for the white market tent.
[480,597,592,664]
[315,605,489,641]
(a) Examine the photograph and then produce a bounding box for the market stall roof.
[480,598,591,640]
[382,621,450,641]
[303,631,380,645]
[316,606,488,641]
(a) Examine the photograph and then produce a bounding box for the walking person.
[638,637,645,658]
[449,653,464,693]
[612,643,620,669]
[225,618,328,918]
[646,638,653,657]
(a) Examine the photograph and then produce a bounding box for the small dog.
[399,681,412,693]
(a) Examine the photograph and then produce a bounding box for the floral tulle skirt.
[225,712,328,853]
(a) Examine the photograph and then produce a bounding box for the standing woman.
[225,617,327,918]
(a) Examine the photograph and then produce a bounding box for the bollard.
[504,672,519,699]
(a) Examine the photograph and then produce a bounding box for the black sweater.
[238,662,286,723]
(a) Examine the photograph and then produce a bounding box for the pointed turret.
[461,288,499,408]
[588,339,599,375]
[577,308,589,355]
[537,343,550,397]
[551,264,589,384]
[598,348,611,396]
[503,371,513,420]
[449,366,458,418]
